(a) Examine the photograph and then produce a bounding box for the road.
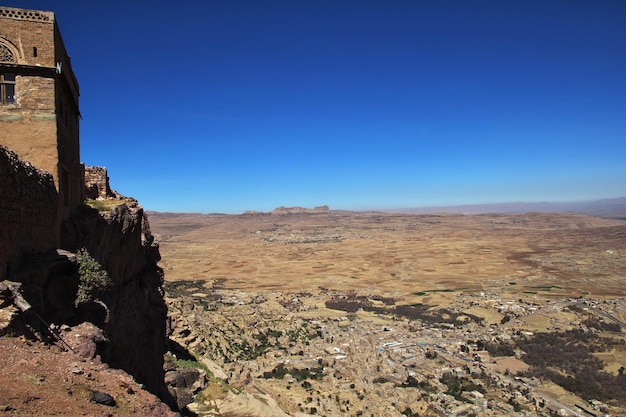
[590,306,626,330]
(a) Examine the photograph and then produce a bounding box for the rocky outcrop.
[10,249,79,324]
[163,355,208,410]
[1,147,172,407]
[62,202,170,403]
[271,205,330,215]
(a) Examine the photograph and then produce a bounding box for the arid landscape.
[3,2,626,415]
[1,207,625,416]
[149,208,626,416]
[150,209,626,299]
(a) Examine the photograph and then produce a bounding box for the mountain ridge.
[382,197,626,218]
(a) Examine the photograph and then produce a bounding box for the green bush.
[168,355,210,374]
[85,198,128,212]
[75,248,111,306]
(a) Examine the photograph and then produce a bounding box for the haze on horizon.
[7,0,626,214]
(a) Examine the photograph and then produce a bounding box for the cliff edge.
[63,202,170,401]
[0,146,173,408]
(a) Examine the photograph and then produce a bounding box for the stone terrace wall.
[0,146,58,278]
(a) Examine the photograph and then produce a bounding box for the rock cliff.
[62,202,171,402]
[1,147,172,406]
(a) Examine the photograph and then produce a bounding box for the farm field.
[149,210,626,301]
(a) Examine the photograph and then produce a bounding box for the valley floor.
[152,210,626,416]
[165,283,626,417]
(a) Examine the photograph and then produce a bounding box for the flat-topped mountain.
[385,197,626,218]
[270,205,331,215]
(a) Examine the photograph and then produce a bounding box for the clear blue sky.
[7,0,626,213]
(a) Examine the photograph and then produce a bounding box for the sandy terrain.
[147,210,626,416]
[149,210,626,300]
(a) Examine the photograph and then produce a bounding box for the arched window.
[0,43,17,104]
[0,43,16,63]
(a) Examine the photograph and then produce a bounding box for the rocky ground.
[151,210,626,416]
[1,210,625,416]
[0,322,177,416]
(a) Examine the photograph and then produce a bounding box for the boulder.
[164,368,200,389]
[90,390,116,407]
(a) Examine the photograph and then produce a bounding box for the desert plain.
[150,210,626,301]
[148,209,626,417]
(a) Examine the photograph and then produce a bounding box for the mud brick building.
[0,6,83,233]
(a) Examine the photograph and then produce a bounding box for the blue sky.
[7,0,626,213]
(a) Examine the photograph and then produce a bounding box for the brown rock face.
[1,145,171,407]
[62,203,171,403]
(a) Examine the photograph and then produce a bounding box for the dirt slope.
[0,323,178,417]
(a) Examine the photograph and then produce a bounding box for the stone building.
[0,6,83,235]
[84,165,115,200]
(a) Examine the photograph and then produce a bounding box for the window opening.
[0,44,15,62]
[33,46,38,57]
[0,73,16,104]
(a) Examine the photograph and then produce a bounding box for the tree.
[75,248,111,306]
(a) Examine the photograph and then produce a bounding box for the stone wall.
[1,6,58,176]
[0,7,56,67]
[84,166,113,200]
[0,146,58,277]
[1,6,83,221]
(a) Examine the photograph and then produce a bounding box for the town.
[166,281,625,417]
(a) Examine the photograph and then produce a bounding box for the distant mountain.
[270,205,330,215]
[384,197,626,219]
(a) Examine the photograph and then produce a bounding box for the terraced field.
[149,210,626,302]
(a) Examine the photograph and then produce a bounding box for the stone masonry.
[0,145,57,277]
[0,6,83,240]
[84,166,114,200]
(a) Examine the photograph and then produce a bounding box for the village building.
[0,6,83,240]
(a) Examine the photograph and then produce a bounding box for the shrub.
[261,363,323,381]
[75,248,111,306]
[516,330,626,403]
[85,198,127,212]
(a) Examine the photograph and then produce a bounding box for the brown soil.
[150,211,626,299]
[0,323,178,417]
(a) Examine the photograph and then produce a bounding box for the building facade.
[0,6,83,231]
